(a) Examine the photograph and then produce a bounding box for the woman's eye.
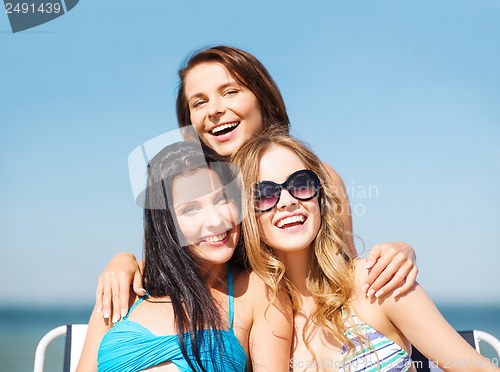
[224,89,239,96]
[192,99,206,108]
[181,205,198,215]
[215,193,229,204]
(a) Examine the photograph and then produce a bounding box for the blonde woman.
[232,129,498,372]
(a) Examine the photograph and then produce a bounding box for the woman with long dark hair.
[77,141,292,371]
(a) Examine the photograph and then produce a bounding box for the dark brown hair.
[176,45,290,134]
[143,142,245,371]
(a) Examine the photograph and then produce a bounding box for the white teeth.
[276,215,305,228]
[211,122,239,134]
[203,231,228,243]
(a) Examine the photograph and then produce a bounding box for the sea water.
[1,304,499,372]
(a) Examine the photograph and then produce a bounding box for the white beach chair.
[33,324,88,372]
[413,330,500,372]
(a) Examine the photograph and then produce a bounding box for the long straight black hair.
[142,141,246,371]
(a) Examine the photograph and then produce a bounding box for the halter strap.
[123,294,149,320]
[228,266,234,331]
[124,269,234,330]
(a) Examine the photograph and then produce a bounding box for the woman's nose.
[203,204,227,228]
[276,188,297,210]
[207,96,225,118]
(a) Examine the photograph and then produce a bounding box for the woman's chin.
[191,245,236,265]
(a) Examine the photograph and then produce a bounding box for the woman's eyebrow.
[174,188,225,207]
[187,92,204,103]
[173,199,195,209]
[187,82,239,102]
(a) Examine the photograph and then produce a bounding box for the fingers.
[95,276,104,314]
[370,260,413,299]
[133,271,146,297]
[118,279,131,320]
[116,272,142,320]
[393,266,418,298]
[101,273,112,321]
[362,242,419,299]
[99,271,122,323]
[397,241,417,263]
[111,275,121,323]
[364,244,383,269]
[117,268,146,319]
[364,249,406,297]
[93,252,141,322]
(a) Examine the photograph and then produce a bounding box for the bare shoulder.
[234,270,269,299]
[77,305,114,371]
[232,269,263,302]
[236,270,291,310]
[351,260,397,325]
[350,260,413,352]
[352,259,369,296]
[247,270,267,290]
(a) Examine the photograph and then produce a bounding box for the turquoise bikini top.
[98,268,247,372]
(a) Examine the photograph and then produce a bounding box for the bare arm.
[248,273,293,371]
[382,284,499,371]
[76,306,112,371]
[95,253,145,322]
[322,162,418,297]
[321,162,355,255]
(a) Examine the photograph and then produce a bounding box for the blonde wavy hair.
[232,128,359,359]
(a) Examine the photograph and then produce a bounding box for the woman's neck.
[199,262,229,292]
[276,246,313,297]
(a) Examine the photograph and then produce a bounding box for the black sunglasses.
[254,169,321,212]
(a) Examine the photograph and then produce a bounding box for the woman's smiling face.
[256,145,321,255]
[183,62,264,157]
[172,167,240,265]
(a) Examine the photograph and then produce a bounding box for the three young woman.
[96,46,418,323]
[82,45,498,370]
[77,141,292,371]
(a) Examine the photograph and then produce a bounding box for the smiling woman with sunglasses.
[255,170,321,213]
[233,129,499,372]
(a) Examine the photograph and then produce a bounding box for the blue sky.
[1,0,499,307]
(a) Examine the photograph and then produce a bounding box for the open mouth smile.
[201,230,229,244]
[275,215,306,229]
[209,122,239,136]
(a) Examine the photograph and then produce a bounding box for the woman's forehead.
[172,168,223,204]
[184,63,236,96]
[258,145,305,182]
